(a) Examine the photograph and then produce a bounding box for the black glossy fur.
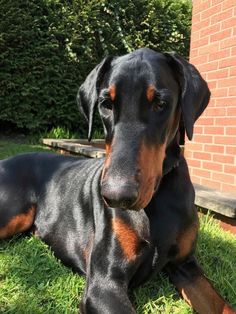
[0,49,234,313]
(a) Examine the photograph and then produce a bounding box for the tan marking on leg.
[179,275,236,314]
[0,205,36,239]
[112,218,140,262]
[108,85,116,101]
[176,222,199,261]
[146,85,156,102]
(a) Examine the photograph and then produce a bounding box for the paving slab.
[194,183,236,218]
[43,139,106,158]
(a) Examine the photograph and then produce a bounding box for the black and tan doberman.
[0,48,235,313]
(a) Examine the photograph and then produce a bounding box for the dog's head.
[77,48,210,210]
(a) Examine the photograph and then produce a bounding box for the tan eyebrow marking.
[109,85,116,101]
[146,85,156,102]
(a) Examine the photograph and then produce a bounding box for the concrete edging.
[43,138,106,158]
[194,183,236,218]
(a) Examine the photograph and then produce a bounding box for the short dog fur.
[0,48,235,313]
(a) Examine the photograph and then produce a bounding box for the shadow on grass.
[0,215,236,313]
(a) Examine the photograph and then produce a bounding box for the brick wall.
[185,0,236,193]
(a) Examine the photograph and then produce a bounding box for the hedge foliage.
[0,0,192,136]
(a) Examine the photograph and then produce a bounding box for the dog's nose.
[101,182,138,209]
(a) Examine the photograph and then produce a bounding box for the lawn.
[0,140,235,313]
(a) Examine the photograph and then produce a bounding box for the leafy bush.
[0,0,192,137]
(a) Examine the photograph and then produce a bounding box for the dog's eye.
[152,100,166,112]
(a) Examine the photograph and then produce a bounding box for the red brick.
[193,151,212,160]
[193,126,203,134]
[212,88,228,97]
[221,16,236,30]
[224,165,236,175]
[212,0,225,5]
[214,135,236,145]
[229,66,236,76]
[210,29,232,43]
[193,19,210,34]
[188,159,202,168]
[190,175,201,185]
[208,49,230,62]
[205,144,224,153]
[184,150,193,159]
[192,13,201,24]
[191,30,200,42]
[200,43,220,57]
[219,56,236,69]
[201,178,221,190]
[228,87,236,97]
[215,98,236,106]
[207,69,229,80]
[190,48,199,58]
[230,46,236,55]
[193,135,213,143]
[211,8,233,25]
[191,37,209,49]
[196,117,214,126]
[212,172,235,184]
[226,146,236,155]
[190,55,208,65]
[213,154,234,164]
[207,81,217,89]
[226,127,236,135]
[220,36,236,49]
[205,107,226,116]
[217,76,236,87]
[200,72,207,80]
[203,161,223,172]
[192,168,211,178]
[227,107,236,116]
[185,141,204,151]
[194,2,211,14]
[204,126,224,134]
[215,117,236,125]
[222,0,236,10]
[221,183,236,193]
[201,24,221,38]
[201,4,222,20]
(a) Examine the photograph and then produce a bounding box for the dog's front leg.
[166,256,236,314]
[79,222,136,314]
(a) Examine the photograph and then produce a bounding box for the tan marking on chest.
[112,218,140,262]
[0,205,36,239]
[176,221,199,261]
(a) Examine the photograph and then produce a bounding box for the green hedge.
[0,0,192,136]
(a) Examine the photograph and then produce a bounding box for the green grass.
[0,140,236,313]
[0,140,52,159]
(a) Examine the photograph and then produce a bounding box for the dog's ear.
[165,53,210,140]
[77,56,113,141]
